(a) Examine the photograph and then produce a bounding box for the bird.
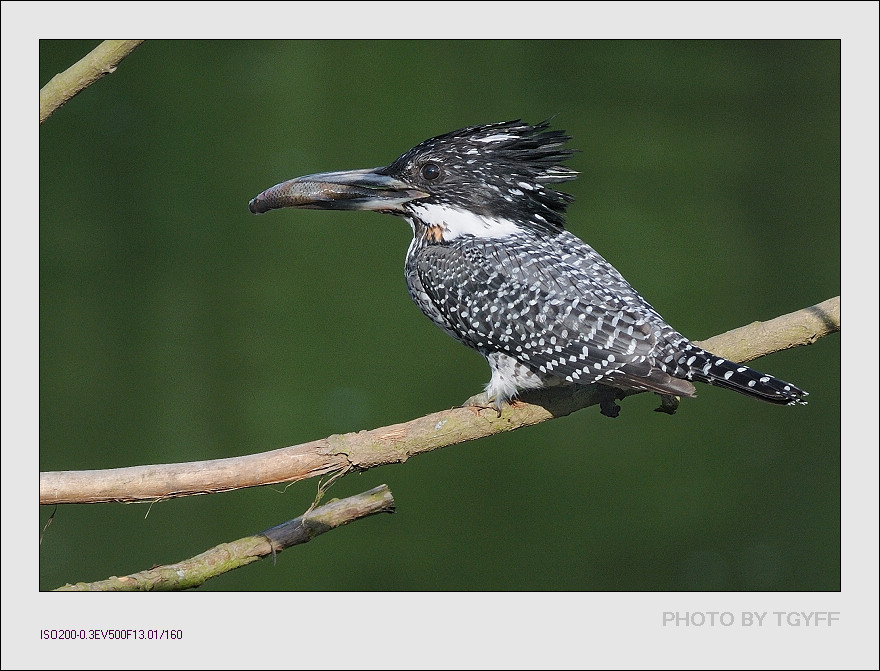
[249,119,807,417]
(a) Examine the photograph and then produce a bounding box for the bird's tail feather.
[680,347,808,406]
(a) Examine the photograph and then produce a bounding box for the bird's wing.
[413,235,696,397]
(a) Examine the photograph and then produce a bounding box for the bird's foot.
[460,392,503,417]
[596,385,623,418]
[654,394,680,415]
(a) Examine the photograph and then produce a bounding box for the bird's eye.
[420,162,441,181]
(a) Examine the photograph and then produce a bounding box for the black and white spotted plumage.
[250,120,808,413]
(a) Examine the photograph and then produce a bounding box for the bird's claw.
[460,392,503,417]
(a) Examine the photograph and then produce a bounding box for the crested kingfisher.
[249,120,807,416]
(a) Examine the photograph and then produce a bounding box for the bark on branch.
[40,296,840,506]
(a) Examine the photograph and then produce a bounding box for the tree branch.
[39,39,144,124]
[54,484,395,591]
[40,296,840,506]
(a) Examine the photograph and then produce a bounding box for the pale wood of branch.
[39,40,144,124]
[55,485,395,591]
[39,296,840,505]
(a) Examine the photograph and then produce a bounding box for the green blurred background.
[39,40,840,591]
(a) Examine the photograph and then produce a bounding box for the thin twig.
[39,296,839,506]
[39,40,144,124]
[54,485,395,591]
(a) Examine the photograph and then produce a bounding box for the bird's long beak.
[249,168,429,215]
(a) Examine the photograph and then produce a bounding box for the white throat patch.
[407,203,520,240]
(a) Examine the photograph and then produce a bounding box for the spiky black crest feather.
[379,120,577,234]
